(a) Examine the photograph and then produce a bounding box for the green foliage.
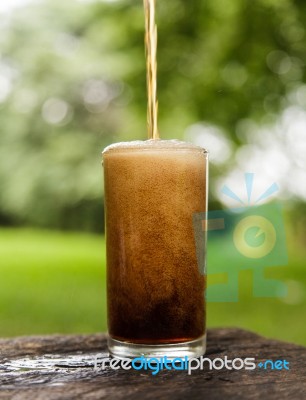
[0,0,305,229]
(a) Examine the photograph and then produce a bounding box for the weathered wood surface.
[0,328,305,400]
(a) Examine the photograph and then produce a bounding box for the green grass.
[0,228,305,346]
[0,229,107,336]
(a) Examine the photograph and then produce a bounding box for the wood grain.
[0,328,305,400]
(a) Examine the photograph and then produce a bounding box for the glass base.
[108,334,206,360]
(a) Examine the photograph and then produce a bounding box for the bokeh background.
[0,0,305,345]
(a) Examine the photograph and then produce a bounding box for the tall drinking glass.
[102,139,208,359]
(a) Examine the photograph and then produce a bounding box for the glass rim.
[102,139,208,156]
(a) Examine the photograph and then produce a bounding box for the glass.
[102,140,208,359]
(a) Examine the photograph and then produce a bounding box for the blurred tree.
[0,0,305,231]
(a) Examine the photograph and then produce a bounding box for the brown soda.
[103,140,208,345]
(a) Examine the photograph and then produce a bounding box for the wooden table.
[0,328,305,399]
